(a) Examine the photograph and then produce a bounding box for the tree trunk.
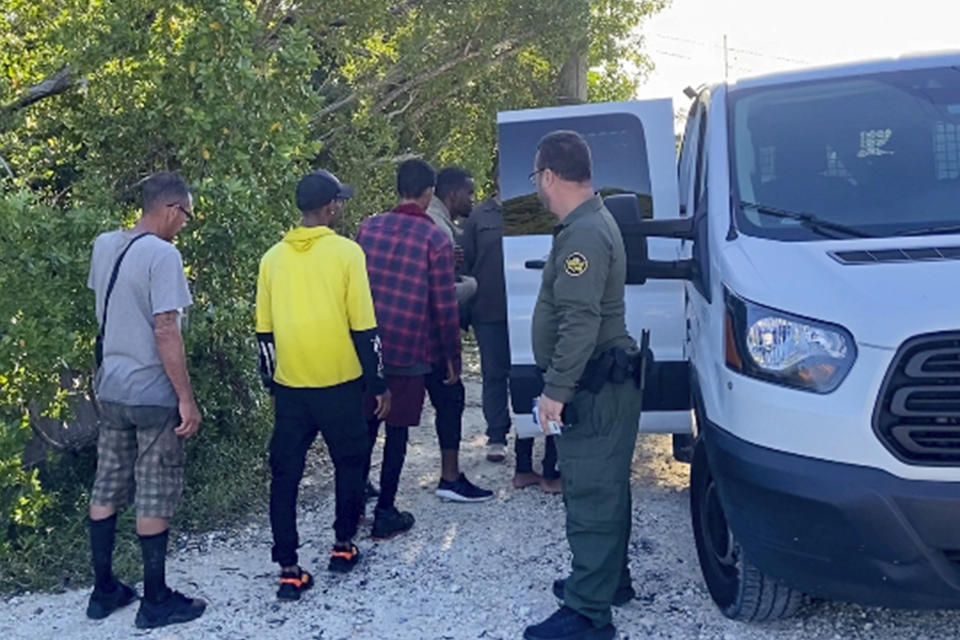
[558,45,587,105]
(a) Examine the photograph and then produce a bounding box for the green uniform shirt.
[532,195,633,403]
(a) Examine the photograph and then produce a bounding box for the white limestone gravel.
[3,378,960,639]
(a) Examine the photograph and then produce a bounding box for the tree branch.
[2,66,77,114]
[386,89,419,120]
[316,91,359,119]
[409,41,527,125]
[371,34,532,115]
[0,153,13,180]
[316,32,532,123]
[255,0,284,24]
[373,152,420,165]
[315,59,407,120]
[370,44,482,114]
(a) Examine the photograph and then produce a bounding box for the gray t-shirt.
[87,229,193,407]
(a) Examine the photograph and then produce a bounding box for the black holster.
[577,329,654,395]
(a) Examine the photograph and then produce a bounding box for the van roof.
[730,50,960,92]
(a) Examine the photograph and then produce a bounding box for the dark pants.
[555,381,643,627]
[473,322,511,444]
[365,419,408,511]
[516,435,559,479]
[424,362,464,451]
[269,380,367,568]
[364,364,462,509]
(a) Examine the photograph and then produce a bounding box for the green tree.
[0,0,667,591]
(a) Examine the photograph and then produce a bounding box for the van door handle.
[525,259,546,270]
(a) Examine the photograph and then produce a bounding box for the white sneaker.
[486,442,506,463]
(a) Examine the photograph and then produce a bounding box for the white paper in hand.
[517,398,562,439]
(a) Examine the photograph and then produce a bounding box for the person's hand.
[175,397,202,439]
[444,358,460,385]
[537,394,564,435]
[374,389,392,420]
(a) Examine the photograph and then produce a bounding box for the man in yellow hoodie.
[256,170,390,601]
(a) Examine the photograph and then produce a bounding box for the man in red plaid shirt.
[357,158,492,539]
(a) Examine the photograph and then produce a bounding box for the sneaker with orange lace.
[328,543,361,573]
[276,568,314,601]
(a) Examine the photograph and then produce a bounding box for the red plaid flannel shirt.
[356,203,461,373]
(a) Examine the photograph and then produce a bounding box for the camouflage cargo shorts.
[90,402,185,519]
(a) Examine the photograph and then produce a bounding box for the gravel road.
[3,379,960,639]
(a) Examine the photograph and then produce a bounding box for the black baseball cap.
[296,170,355,211]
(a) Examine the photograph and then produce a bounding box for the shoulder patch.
[563,252,589,277]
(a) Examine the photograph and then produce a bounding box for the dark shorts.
[91,402,185,519]
[364,375,425,427]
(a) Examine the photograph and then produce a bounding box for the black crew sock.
[138,530,170,604]
[90,514,118,593]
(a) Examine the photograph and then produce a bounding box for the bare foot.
[512,472,542,489]
[539,476,562,494]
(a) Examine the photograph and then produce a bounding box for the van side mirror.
[605,194,651,284]
[604,194,696,285]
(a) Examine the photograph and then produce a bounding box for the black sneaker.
[86,581,138,620]
[523,606,615,640]
[371,506,415,540]
[328,544,361,573]
[435,473,494,503]
[134,589,206,629]
[364,481,380,502]
[276,568,314,601]
[553,578,635,607]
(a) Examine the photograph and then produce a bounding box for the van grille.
[873,332,960,465]
[831,246,960,265]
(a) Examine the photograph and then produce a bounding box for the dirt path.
[4,379,960,639]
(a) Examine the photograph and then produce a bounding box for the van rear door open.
[497,99,691,433]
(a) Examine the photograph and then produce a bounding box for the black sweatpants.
[269,379,367,568]
[365,419,409,511]
[424,362,464,451]
[364,363,464,510]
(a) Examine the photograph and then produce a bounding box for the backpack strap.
[99,232,152,335]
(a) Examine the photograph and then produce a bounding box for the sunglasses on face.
[167,202,192,219]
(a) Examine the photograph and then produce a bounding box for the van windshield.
[730,65,960,240]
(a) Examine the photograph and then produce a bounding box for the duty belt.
[577,329,652,395]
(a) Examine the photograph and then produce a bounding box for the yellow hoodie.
[255,226,377,388]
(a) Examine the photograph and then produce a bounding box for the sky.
[635,0,960,110]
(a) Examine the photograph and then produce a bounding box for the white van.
[498,51,960,621]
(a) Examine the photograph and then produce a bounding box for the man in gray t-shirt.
[84,172,206,630]
[88,229,193,406]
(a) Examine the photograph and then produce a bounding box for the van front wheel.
[690,438,803,621]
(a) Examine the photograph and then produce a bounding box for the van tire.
[672,433,695,463]
[691,438,803,621]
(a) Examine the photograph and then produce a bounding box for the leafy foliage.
[0,0,666,591]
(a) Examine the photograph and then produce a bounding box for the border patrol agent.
[523,131,645,640]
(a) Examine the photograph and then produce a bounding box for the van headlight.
[724,289,856,393]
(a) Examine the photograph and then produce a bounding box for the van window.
[730,65,960,240]
[693,94,709,211]
[678,100,703,215]
[499,113,653,236]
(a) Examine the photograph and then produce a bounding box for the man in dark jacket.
[462,172,559,492]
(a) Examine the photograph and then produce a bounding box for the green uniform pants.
[555,380,642,627]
